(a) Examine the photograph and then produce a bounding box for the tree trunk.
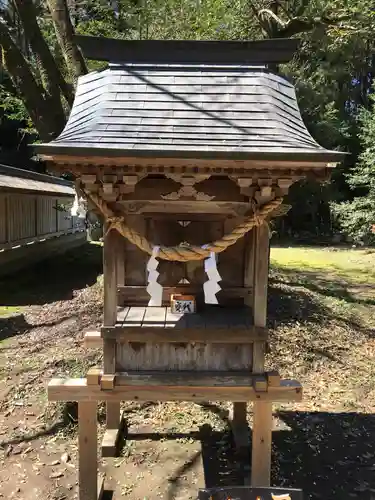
[46,0,88,79]
[0,21,64,140]
[14,0,74,108]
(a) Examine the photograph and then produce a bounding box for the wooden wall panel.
[37,196,56,235]
[122,215,248,295]
[1,192,78,250]
[185,219,222,285]
[57,197,74,231]
[0,194,7,244]
[218,217,245,286]
[116,343,253,372]
[147,218,184,285]
[8,194,36,242]
[124,215,148,285]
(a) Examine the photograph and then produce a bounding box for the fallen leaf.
[49,471,64,479]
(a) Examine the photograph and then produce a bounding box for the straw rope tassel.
[79,183,282,262]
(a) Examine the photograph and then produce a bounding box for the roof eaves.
[34,143,347,164]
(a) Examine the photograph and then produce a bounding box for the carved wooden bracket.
[80,173,147,202]
[81,174,98,192]
[229,176,253,196]
[120,174,146,194]
[277,178,294,195]
[255,186,274,204]
[162,174,214,201]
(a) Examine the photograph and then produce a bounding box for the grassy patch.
[268,246,375,414]
[271,246,375,285]
[0,306,22,317]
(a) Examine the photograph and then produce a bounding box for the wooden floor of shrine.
[96,305,268,345]
[113,305,255,329]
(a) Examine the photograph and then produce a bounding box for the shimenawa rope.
[78,183,282,262]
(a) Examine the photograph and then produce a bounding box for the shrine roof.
[35,37,344,164]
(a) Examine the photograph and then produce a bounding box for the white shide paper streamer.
[71,192,87,219]
[146,246,163,306]
[203,251,222,304]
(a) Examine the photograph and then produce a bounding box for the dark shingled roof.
[35,39,344,163]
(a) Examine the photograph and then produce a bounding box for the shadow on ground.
[268,266,375,338]
[123,423,242,500]
[104,409,375,500]
[272,265,375,306]
[273,410,375,499]
[0,242,102,307]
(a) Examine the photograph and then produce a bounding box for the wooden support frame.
[251,218,272,487]
[78,401,101,500]
[114,229,125,287]
[84,323,268,348]
[229,224,258,448]
[84,331,102,348]
[102,224,121,456]
[48,377,302,403]
[100,325,268,343]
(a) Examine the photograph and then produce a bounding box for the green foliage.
[0,0,375,239]
[332,96,375,244]
[0,87,31,125]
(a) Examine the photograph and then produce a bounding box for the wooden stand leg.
[102,339,122,457]
[79,401,98,500]
[251,401,272,487]
[250,220,272,486]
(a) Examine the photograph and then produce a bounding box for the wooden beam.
[117,285,251,306]
[86,367,101,385]
[78,401,98,500]
[251,402,273,487]
[84,331,102,348]
[48,377,302,403]
[251,216,272,487]
[42,153,334,171]
[114,230,125,287]
[101,374,116,390]
[267,370,281,387]
[101,411,127,458]
[101,429,120,458]
[97,474,105,500]
[252,223,270,334]
[103,225,118,326]
[253,375,268,392]
[230,227,257,448]
[75,36,300,65]
[100,326,268,344]
[103,224,120,448]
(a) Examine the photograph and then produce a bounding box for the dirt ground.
[1,244,375,500]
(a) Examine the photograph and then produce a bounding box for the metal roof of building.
[35,38,344,164]
[0,164,75,195]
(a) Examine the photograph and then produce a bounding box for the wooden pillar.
[251,399,273,487]
[78,401,98,500]
[251,222,273,487]
[114,229,125,287]
[231,230,256,439]
[103,224,120,431]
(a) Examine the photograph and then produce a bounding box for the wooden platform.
[117,305,255,328]
[100,305,267,344]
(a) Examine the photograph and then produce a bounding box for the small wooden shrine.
[36,36,343,500]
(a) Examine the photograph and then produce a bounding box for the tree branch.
[46,0,87,79]
[13,0,74,107]
[0,20,63,139]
